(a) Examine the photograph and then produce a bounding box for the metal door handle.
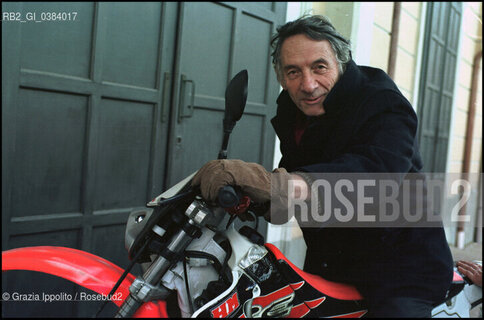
[178,74,195,123]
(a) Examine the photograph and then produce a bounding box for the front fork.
[116,201,218,318]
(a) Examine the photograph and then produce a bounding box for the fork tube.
[144,222,196,283]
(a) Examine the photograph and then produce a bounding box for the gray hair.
[271,15,352,80]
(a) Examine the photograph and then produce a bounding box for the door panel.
[2,2,176,316]
[19,2,94,79]
[229,113,266,163]
[167,2,287,188]
[92,99,155,211]
[235,12,275,104]
[181,3,234,98]
[101,2,163,88]
[12,88,87,217]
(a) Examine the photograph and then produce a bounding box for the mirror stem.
[218,120,235,160]
[218,131,230,160]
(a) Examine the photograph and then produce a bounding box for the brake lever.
[224,195,252,228]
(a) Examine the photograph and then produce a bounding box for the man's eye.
[286,70,299,79]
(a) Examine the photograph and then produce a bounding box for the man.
[192,15,453,317]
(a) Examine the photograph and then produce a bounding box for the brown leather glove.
[191,159,297,224]
[190,159,289,203]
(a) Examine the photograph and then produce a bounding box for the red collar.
[294,113,308,146]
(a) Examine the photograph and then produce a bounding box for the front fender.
[2,246,167,318]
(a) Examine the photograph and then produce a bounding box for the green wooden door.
[417,2,462,173]
[2,2,286,317]
[2,2,177,317]
[166,2,287,185]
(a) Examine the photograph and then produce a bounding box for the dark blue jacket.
[271,60,453,302]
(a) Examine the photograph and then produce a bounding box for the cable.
[94,237,151,318]
[183,256,194,314]
[182,249,234,314]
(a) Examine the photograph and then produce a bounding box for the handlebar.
[217,185,241,208]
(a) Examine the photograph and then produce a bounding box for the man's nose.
[300,71,318,93]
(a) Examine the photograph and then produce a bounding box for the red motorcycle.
[2,70,480,318]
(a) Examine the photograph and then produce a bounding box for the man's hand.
[191,159,273,204]
[456,260,482,287]
[191,159,310,224]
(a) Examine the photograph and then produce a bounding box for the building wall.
[311,2,355,40]
[448,2,482,175]
[369,2,393,72]
[446,2,482,246]
[313,2,424,104]
[393,3,423,104]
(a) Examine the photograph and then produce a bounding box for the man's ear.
[274,67,287,90]
[280,80,287,90]
[277,73,287,90]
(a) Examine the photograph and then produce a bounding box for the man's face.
[279,34,341,116]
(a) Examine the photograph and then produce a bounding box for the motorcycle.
[2,70,481,318]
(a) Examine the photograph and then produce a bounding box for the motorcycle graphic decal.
[254,281,303,306]
[328,310,368,318]
[287,296,326,317]
[210,291,240,318]
[305,297,327,309]
[265,243,363,300]
[249,281,303,316]
[239,281,326,318]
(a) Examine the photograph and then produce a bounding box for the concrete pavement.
[449,242,482,262]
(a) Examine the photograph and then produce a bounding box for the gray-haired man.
[192,15,454,317]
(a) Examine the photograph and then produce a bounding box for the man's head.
[271,15,351,116]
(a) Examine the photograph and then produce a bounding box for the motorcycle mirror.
[218,70,248,159]
[224,69,248,126]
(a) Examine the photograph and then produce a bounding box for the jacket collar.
[323,59,361,112]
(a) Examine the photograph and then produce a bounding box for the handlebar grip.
[218,185,240,208]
